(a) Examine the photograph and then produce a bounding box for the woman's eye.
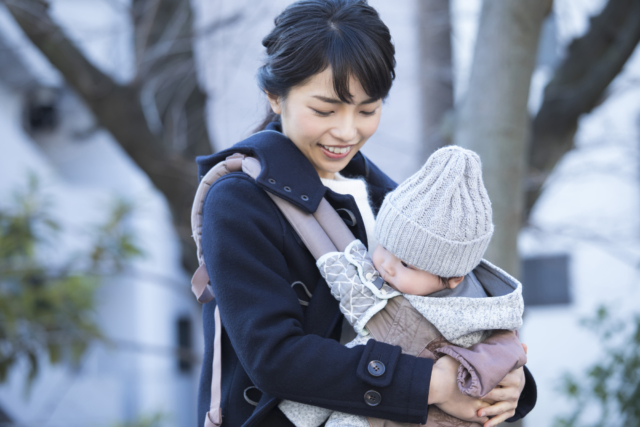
[361,109,377,116]
[311,108,332,117]
[401,261,408,268]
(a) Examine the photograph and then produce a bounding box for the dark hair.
[256,0,396,131]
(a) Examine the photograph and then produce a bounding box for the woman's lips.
[320,144,352,159]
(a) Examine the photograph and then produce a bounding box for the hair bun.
[262,35,273,49]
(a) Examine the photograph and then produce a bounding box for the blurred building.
[1,0,639,426]
[0,4,200,427]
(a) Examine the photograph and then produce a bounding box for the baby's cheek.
[392,274,413,294]
[371,245,384,269]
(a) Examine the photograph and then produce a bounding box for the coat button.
[364,390,382,406]
[368,360,385,377]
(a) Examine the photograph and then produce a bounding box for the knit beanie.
[374,146,493,278]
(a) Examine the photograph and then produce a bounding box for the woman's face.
[267,68,383,179]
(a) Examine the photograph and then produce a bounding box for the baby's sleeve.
[317,240,400,334]
[435,329,527,397]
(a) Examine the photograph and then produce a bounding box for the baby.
[280,146,526,427]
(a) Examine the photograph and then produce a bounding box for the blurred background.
[1,0,639,426]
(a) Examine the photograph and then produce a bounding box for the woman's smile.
[319,144,354,158]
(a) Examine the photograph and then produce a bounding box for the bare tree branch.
[526,0,640,217]
[132,0,212,160]
[418,0,454,162]
[195,12,243,38]
[2,0,208,270]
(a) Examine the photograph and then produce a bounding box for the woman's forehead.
[295,68,377,105]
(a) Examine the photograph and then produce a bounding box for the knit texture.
[375,146,494,277]
[321,173,378,253]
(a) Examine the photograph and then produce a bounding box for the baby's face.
[372,245,463,296]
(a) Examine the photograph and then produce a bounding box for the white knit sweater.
[320,173,378,253]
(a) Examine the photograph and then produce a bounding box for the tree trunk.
[132,0,212,159]
[418,0,454,162]
[3,0,216,271]
[526,0,640,217]
[454,0,552,278]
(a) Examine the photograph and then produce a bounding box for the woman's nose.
[330,114,357,142]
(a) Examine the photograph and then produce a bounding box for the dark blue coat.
[196,123,536,426]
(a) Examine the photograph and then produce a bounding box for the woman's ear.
[448,276,464,289]
[266,91,282,115]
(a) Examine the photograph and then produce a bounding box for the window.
[177,316,192,373]
[522,254,571,306]
[24,87,59,133]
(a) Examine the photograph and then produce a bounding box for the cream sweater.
[320,173,378,253]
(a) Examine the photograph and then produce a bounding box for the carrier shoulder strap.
[190,153,357,426]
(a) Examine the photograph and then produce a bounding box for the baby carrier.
[191,153,377,426]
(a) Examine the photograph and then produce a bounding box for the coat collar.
[196,122,380,213]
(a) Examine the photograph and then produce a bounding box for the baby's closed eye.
[400,261,416,270]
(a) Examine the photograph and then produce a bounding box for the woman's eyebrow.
[312,95,379,105]
[313,95,341,104]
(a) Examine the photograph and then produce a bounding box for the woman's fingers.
[482,385,519,404]
[437,399,490,424]
[477,398,516,418]
[484,366,524,401]
[522,342,527,354]
[478,366,526,424]
[499,367,525,388]
[482,408,517,427]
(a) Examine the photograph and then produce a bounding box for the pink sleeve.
[435,330,527,397]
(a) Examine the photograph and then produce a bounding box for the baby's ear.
[448,276,464,289]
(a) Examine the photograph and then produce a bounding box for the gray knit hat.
[374,146,493,278]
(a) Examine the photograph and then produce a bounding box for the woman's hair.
[256,0,396,131]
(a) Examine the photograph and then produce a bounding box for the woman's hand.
[428,356,490,424]
[477,365,526,427]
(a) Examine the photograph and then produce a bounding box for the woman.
[197,1,536,426]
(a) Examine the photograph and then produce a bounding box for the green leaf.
[555,308,640,426]
[48,343,61,364]
[0,180,141,390]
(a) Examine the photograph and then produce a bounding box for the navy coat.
[196,123,536,426]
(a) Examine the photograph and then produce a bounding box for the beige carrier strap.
[204,305,223,427]
[191,153,357,426]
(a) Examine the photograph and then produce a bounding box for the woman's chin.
[316,153,360,177]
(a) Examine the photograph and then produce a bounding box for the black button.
[284,186,292,192]
[368,360,385,377]
[364,390,382,406]
[269,178,276,184]
[301,195,309,201]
